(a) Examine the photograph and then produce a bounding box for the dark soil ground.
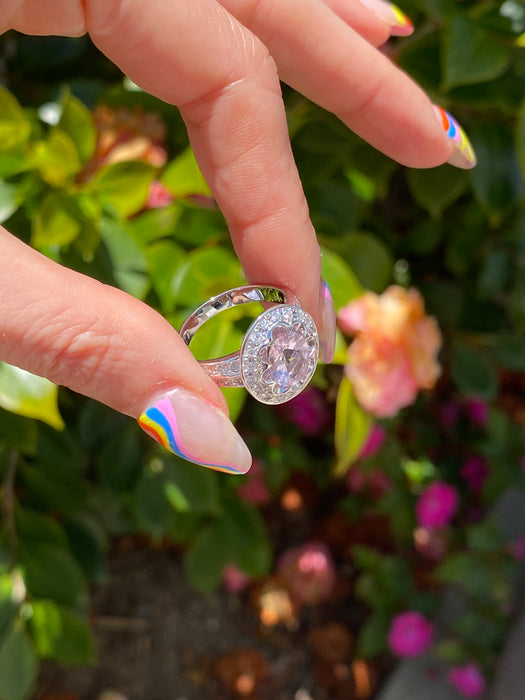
[35,542,391,700]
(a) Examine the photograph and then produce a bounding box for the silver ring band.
[180,285,319,405]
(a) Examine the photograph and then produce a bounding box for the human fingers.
[0,229,252,474]
[303,0,412,44]
[219,0,475,169]
[82,0,335,359]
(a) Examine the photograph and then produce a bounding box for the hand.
[0,0,476,473]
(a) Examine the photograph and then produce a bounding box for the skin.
[0,0,455,421]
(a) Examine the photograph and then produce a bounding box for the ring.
[180,286,319,405]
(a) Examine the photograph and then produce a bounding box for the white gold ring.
[180,286,319,405]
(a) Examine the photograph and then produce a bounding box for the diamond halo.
[240,305,319,405]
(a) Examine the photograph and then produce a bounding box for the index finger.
[83,0,474,353]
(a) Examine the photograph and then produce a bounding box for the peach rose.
[338,286,442,417]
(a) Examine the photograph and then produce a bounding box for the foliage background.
[1,0,525,697]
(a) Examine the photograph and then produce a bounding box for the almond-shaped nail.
[433,106,477,169]
[319,280,336,364]
[358,0,414,36]
[138,388,252,474]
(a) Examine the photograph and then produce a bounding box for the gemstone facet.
[241,305,319,404]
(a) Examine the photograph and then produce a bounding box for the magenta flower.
[460,456,488,493]
[237,459,271,506]
[441,400,461,428]
[416,481,459,530]
[509,536,525,561]
[388,611,434,658]
[146,180,174,208]
[222,564,251,594]
[464,399,488,427]
[284,387,330,436]
[277,542,336,605]
[448,663,486,698]
[359,424,387,459]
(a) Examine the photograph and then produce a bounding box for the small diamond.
[241,305,319,405]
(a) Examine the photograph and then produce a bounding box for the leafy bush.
[1,1,525,697]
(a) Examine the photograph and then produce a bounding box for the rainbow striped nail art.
[359,0,414,36]
[433,106,477,169]
[139,389,252,474]
[389,3,414,36]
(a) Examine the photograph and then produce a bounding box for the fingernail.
[319,280,336,363]
[358,0,414,36]
[433,106,477,169]
[138,388,252,474]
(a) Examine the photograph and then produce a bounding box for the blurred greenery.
[0,1,525,696]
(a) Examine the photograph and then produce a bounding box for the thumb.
[0,228,252,474]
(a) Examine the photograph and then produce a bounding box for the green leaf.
[130,205,182,245]
[0,182,22,224]
[344,232,393,293]
[134,470,173,539]
[515,96,525,180]
[0,364,64,431]
[161,148,211,198]
[16,509,68,548]
[0,409,38,454]
[58,92,96,163]
[32,192,82,248]
[20,542,87,607]
[184,519,231,593]
[63,518,105,581]
[92,161,156,218]
[0,87,31,152]
[407,165,469,217]
[0,627,37,700]
[164,455,221,515]
[488,334,525,370]
[100,219,149,298]
[172,247,243,308]
[470,122,523,223]
[442,15,510,89]
[334,376,372,476]
[21,459,87,515]
[31,130,81,185]
[320,247,363,310]
[29,601,95,665]
[146,240,186,312]
[451,341,498,400]
[225,498,272,577]
[96,424,142,494]
[357,613,389,658]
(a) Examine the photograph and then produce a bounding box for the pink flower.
[146,180,174,208]
[441,400,461,428]
[359,424,387,459]
[283,387,330,436]
[346,465,367,494]
[388,611,434,658]
[509,536,525,561]
[237,459,271,506]
[338,287,442,417]
[448,663,486,698]
[464,399,488,427]
[414,527,448,561]
[416,481,459,530]
[277,542,336,605]
[460,456,488,493]
[222,564,251,593]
